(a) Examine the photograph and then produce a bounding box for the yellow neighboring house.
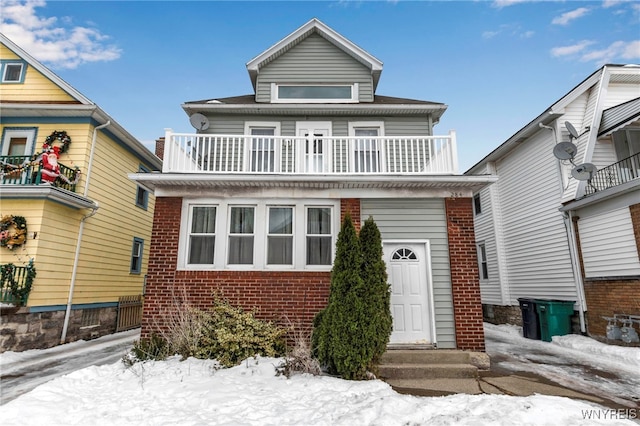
[0,33,161,351]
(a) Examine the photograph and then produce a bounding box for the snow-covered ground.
[1,329,139,404]
[2,356,638,425]
[1,325,638,425]
[485,323,640,408]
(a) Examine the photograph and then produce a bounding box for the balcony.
[0,155,79,192]
[163,130,458,175]
[586,152,640,195]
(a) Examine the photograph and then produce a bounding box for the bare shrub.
[278,320,321,377]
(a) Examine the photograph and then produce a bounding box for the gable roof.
[0,33,93,105]
[0,33,161,169]
[245,18,383,92]
[466,64,640,174]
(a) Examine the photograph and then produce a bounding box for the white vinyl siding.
[361,199,456,349]
[602,83,640,109]
[472,165,505,305]
[579,207,640,278]
[495,129,578,303]
[256,33,373,103]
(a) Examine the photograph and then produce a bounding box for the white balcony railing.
[163,129,458,175]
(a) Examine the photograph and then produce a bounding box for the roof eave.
[1,103,162,170]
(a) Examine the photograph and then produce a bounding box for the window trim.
[477,242,489,281]
[135,165,150,209]
[473,193,482,216]
[1,127,37,156]
[244,122,281,172]
[1,60,27,84]
[227,205,256,267]
[266,205,295,266]
[130,237,144,274]
[179,198,339,271]
[271,83,359,103]
[348,121,386,173]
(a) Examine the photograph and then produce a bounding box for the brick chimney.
[155,137,165,160]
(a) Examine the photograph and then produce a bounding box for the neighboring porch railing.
[0,155,79,192]
[163,130,458,175]
[0,261,36,306]
[586,152,640,195]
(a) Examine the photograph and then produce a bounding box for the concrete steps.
[379,349,486,396]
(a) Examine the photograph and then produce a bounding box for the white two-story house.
[467,64,639,340]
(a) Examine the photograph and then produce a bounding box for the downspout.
[60,120,110,344]
[563,210,587,333]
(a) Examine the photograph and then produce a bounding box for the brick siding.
[445,197,486,351]
[340,198,361,231]
[143,196,485,351]
[141,197,330,339]
[583,278,640,337]
[574,204,640,338]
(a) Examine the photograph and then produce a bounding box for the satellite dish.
[189,113,210,131]
[571,163,597,181]
[553,142,577,161]
[565,121,579,140]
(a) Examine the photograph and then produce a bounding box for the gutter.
[60,120,110,344]
[563,211,587,333]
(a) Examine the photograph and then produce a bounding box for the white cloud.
[491,0,533,8]
[0,0,121,69]
[551,7,590,25]
[550,40,595,57]
[551,40,640,64]
[482,31,500,39]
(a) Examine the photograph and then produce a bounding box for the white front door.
[296,121,331,173]
[383,242,434,345]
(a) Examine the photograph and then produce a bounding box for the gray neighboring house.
[131,18,496,351]
[466,64,640,340]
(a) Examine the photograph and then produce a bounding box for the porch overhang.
[0,185,97,210]
[129,172,498,193]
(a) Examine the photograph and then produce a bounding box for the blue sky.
[1,0,639,171]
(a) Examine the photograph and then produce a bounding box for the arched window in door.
[391,248,417,260]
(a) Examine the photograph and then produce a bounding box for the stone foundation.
[0,306,118,352]
[482,304,522,325]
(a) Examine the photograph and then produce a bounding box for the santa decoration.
[40,145,61,184]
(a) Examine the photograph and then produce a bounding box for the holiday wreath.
[44,130,72,154]
[0,215,27,250]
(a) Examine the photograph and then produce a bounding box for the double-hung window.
[182,200,337,269]
[349,122,384,173]
[228,206,255,264]
[267,207,294,265]
[306,207,332,265]
[477,242,489,280]
[189,206,216,264]
[135,165,150,209]
[130,238,144,274]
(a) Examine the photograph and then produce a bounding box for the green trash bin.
[535,300,575,342]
